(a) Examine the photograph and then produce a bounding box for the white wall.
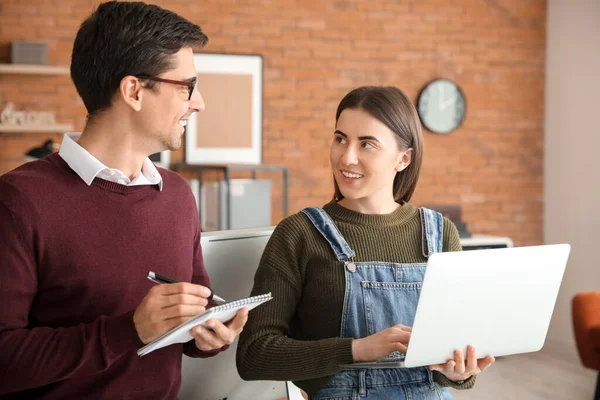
[545,0,600,348]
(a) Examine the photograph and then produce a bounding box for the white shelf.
[0,64,70,75]
[0,124,72,133]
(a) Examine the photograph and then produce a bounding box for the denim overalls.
[301,206,453,400]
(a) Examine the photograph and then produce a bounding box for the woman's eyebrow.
[334,130,381,142]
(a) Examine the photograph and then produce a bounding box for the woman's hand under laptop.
[429,345,495,383]
[351,324,412,362]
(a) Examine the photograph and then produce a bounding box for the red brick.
[0,0,546,243]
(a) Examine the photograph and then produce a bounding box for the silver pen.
[147,271,226,304]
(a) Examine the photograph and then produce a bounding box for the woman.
[236,86,494,399]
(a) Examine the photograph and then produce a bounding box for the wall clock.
[416,79,466,134]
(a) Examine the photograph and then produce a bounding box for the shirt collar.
[58,132,163,191]
[136,158,163,188]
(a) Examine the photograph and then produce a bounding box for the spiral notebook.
[137,293,272,356]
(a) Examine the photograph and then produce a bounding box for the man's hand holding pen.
[133,281,211,344]
[147,271,227,304]
[133,271,248,351]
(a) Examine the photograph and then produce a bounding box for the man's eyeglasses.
[135,75,196,100]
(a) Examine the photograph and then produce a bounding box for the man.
[0,2,247,398]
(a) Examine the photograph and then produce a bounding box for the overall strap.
[300,207,355,261]
[419,207,444,258]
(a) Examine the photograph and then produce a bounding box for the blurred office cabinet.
[201,179,271,232]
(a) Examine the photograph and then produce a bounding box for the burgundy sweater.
[0,154,222,399]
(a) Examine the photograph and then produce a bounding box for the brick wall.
[0,0,546,246]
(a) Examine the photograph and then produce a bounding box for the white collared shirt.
[58,132,163,191]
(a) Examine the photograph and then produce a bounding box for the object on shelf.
[24,139,58,162]
[0,64,70,75]
[11,41,48,65]
[201,179,271,232]
[420,204,472,238]
[460,235,514,251]
[173,163,289,229]
[1,102,56,126]
[0,102,73,132]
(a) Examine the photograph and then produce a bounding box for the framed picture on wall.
[185,53,263,165]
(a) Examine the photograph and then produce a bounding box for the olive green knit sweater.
[236,201,476,394]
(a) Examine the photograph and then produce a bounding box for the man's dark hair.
[70,1,208,119]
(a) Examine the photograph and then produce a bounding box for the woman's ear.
[396,148,413,172]
[120,75,143,112]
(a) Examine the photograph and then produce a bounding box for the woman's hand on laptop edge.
[351,324,412,362]
[429,345,495,382]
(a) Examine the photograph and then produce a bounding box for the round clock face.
[417,79,466,134]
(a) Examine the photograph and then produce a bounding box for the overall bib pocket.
[362,281,423,336]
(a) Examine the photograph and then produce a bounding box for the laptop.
[403,243,571,367]
[342,244,570,369]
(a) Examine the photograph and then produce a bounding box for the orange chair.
[573,292,600,400]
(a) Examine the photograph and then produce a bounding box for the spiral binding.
[211,292,272,312]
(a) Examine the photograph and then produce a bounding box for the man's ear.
[396,148,413,172]
[120,75,143,112]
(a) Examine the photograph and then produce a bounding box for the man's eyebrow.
[184,76,197,83]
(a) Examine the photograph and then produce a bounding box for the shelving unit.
[0,124,73,133]
[0,64,70,75]
[0,64,74,134]
[172,163,289,229]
